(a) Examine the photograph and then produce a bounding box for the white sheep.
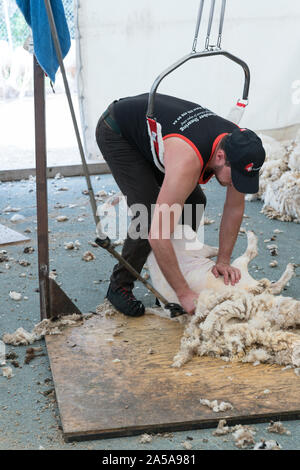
[147,226,300,368]
[147,226,295,305]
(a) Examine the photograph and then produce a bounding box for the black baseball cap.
[224,128,266,194]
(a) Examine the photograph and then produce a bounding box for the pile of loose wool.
[172,288,300,369]
[246,132,300,222]
[2,314,83,346]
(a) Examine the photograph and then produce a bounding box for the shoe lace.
[118,287,136,302]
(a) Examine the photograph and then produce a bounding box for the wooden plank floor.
[46,311,300,441]
[0,223,30,247]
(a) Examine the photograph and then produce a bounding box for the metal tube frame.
[192,0,205,53]
[147,49,250,118]
[34,56,50,320]
[217,0,227,48]
[34,56,82,320]
[205,0,216,50]
[147,0,250,119]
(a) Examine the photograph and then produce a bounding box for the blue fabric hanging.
[16,0,71,82]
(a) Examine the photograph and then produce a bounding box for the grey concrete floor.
[0,174,299,450]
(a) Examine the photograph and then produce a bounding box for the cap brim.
[231,168,259,194]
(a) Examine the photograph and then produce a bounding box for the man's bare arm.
[148,137,201,314]
[212,184,245,285]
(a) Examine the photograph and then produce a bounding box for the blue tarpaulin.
[16,0,71,82]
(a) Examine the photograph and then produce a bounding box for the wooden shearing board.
[46,311,300,441]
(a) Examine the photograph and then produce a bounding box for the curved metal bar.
[147,50,250,118]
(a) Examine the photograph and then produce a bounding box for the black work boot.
[106,284,145,317]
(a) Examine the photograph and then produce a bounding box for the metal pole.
[192,0,205,53]
[43,0,100,227]
[217,0,227,48]
[33,56,50,320]
[205,0,216,49]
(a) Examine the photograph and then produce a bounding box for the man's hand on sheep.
[211,262,241,286]
[215,186,245,287]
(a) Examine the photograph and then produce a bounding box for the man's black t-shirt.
[113,93,238,184]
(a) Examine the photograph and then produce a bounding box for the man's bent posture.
[96,93,265,316]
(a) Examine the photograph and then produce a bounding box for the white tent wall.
[75,0,300,160]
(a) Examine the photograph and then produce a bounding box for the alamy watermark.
[96,197,206,250]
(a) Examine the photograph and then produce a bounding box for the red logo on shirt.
[245,163,254,172]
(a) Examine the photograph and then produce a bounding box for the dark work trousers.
[95,109,207,291]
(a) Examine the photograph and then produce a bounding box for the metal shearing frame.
[147,0,250,119]
[33,56,81,320]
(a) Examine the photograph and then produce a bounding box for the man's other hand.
[212,262,241,286]
[177,289,199,315]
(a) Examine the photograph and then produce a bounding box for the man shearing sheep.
[96,93,265,316]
